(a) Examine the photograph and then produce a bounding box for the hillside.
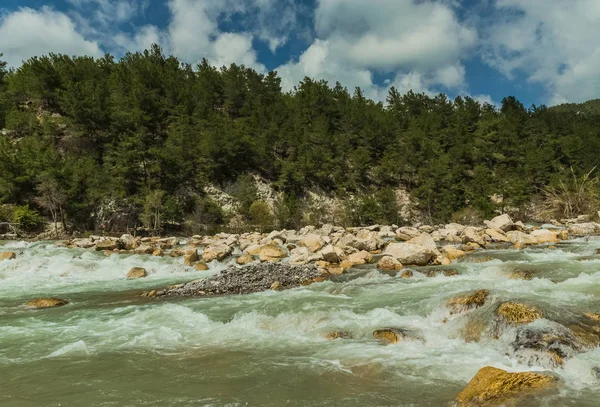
[1,45,600,235]
[550,99,600,115]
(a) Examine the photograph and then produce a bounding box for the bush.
[13,205,43,231]
[540,167,600,220]
[249,200,273,231]
[184,197,226,235]
[451,207,484,225]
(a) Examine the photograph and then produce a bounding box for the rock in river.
[26,298,69,308]
[456,366,557,407]
[0,251,16,261]
[127,267,147,279]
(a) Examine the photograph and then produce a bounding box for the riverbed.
[2,238,600,406]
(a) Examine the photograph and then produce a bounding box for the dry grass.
[540,167,599,220]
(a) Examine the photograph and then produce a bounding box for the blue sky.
[1,0,599,107]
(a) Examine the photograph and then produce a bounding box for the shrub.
[13,205,43,231]
[249,200,273,231]
[540,167,600,220]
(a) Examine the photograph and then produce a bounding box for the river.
[1,238,600,406]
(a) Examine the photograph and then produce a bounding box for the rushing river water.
[2,238,600,406]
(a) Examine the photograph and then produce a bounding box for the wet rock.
[496,302,543,325]
[26,298,69,308]
[127,267,147,279]
[194,262,209,271]
[456,366,557,407]
[270,281,281,290]
[584,312,600,322]
[485,229,511,243]
[400,270,414,278]
[134,244,155,255]
[159,263,322,297]
[325,331,352,340]
[183,249,199,266]
[460,255,494,264]
[152,248,164,257]
[158,237,178,249]
[0,251,16,261]
[506,231,537,248]
[202,245,233,262]
[259,245,287,262]
[447,290,490,314]
[236,254,254,265]
[373,328,421,344]
[441,245,466,261]
[421,268,459,278]
[377,256,404,271]
[512,323,581,368]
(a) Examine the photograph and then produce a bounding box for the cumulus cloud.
[483,0,600,104]
[276,0,477,99]
[0,7,102,67]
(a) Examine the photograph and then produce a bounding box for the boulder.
[325,331,352,340]
[183,249,199,266]
[456,366,557,407]
[373,328,421,344]
[95,239,119,251]
[0,251,16,261]
[461,227,488,247]
[447,290,490,314]
[320,244,342,263]
[202,245,233,262]
[73,238,95,248]
[395,227,422,241]
[383,242,433,266]
[134,244,155,255]
[400,270,414,278]
[25,298,69,308]
[289,247,310,265]
[441,245,466,261]
[568,222,600,235]
[512,323,580,368]
[376,256,404,271]
[484,214,515,232]
[345,250,373,266]
[350,230,384,251]
[299,234,326,253]
[259,245,287,262]
[506,231,537,248]
[496,302,543,324]
[194,262,209,271]
[152,248,164,257]
[119,234,138,250]
[127,267,147,279]
[244,244,264,256]
[158,237,178,249]
[485,228,511,243]
[529,229,559,244]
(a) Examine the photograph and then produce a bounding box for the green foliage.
[540,167,600,219]
[248,200,273,230]
[1,46,600,231]
[13,205,42,231]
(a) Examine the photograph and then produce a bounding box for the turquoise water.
[2,239,600,406]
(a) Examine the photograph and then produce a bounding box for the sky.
[1,0,599,107]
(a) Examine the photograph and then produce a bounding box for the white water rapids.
[1,238,600,406]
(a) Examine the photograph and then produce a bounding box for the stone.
[584,312,600,322]
[568,222,600,235]
[119,234,138,250]
[513,323,580,368]
[325,331,352,340]
[395,227,422,241]
[25,298,69,308]
[270,281,281,290]
[441,245,466,261]
[373,328,420,344]
[530,229,559,244]
[346,250,373,266]
[376,256,404,271]
[400,270,414,278]
[456,366,557,407]
[299,234,326,253]
[461,227,488,247]
[485,228,511,243]
[127,267,147,279]
[259,245,287,262]
[320,244,341,263]
[496,302,543,324]
[95,239,119,251]
[0,252,16,261]
[158,237,178,249]
[152,248,164,257]
[244,244,264,256]
[326,266,345,276]
[183,249,199,266]
[485,214,515,232]
[236,254,255,265]
[134,244,155,255]
[202,245,233,262]
[447,290,490,314]
[506,231,537,248]
[383,242,433,266]
[195,262,209,271]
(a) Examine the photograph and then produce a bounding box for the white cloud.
[0,7,102,67]
[483,0,600,104]
[276,0,477,99]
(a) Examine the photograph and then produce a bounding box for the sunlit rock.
[447,290,490,314]
[202,245,233,262]
[259,245,287,262]
[484,214,515,232]
[376,256,404,271]
[0,251,16,260]
[456,366,557,407]
[127,267,147,279]
[496,302,543,325]
[325,331,352,340]
[26,298,69,308]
